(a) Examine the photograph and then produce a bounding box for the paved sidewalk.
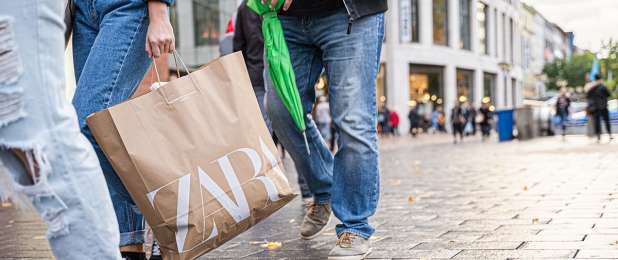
[2,135,618,259]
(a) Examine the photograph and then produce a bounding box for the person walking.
[315,96,332,142]
[586,74,613,142]
[378,105,390,135]
[71,0,175,259]
[555,87,571,138]
[479,102,493,141]
[389,110,400,135]
[451,102,465,144]
[234,0,269,123]
[408,107,420,137]
[0,1,121,259]
[263,0,387,258]
[468,104,477,136]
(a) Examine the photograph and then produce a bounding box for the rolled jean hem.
[313,194,331,205]
[119,230,146,247]
[336,229,372,240]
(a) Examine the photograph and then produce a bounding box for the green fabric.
[247,0,306,133]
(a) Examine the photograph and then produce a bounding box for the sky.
[522,0,618,52]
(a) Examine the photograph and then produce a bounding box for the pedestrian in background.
[586,74,613,142]
[452,102,466,144]
[479,102,493,141]
[315,96,332,142]
[234,0,269,123]
[264,0,387,258]
[378,105,390,135]
[555,87,571,138]
[468,103,478,136]
[0,1,121,259]
[389,109,400,135]
[71,0,175,258]
[408,107,420,137]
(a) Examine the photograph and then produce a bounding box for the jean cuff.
[119,230,146,247]
[336,229,371,240]
[313,193,331,205]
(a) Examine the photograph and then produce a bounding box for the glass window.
[170,4,180,47]
[193,0,220,46]
[377,64,387,108]
[502,13,507,59]
[477,2,488,55]
[411,0,420,42]
[494,9,498,57]
[400,0,420,43]
[483,72,496,105]
[433,0,448,46]
[410,65,444,118]
[459,0,471,50]
[456,69,474,103]
[510,18,514,63]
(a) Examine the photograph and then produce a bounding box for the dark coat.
[233,1,265,89]
[587,83,611,112]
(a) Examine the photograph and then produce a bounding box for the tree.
[543,51,595,90]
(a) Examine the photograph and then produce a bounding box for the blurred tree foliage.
[543,51,594,90]
[543,39,618,94]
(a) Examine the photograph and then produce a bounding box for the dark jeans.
[593,108,612,138]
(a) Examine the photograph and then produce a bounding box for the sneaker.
[300,202,331,240]
[149,240,162,260]
[302,197,314,207]
[328,232,372,260]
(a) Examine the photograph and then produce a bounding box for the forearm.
[148,1,169,23]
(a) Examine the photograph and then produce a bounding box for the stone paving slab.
[3,135,618,259]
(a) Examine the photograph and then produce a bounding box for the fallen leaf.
[523,186,528,191]
[260,241,282,250]
[532,218,539,224]
[33,236,45,240]
[408,195,416,205]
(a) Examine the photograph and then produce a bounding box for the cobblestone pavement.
[2,134,618,259]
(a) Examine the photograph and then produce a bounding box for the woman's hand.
[261,0,293,11]
[146,1,175,58]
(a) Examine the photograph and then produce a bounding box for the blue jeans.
[72,0,151,246]
[0,1,121,259]
[266,10,384,239]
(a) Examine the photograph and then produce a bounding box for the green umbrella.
[247,0,310,154]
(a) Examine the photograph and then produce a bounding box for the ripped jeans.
[0,1,122,259]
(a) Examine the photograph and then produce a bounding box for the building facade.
[381,0,524,133]
[172,0,242,67]
[519,3,573,99]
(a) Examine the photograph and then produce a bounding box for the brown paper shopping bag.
[87,52,296,260]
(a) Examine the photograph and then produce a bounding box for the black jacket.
[587,82,611,112]
[343,0,388,20]
[233,1,265,89]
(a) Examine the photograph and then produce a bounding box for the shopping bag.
[87,52,296,260]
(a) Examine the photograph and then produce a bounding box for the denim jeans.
[72,0,151,247]
[266,9,384,238]
[0,1,121,259]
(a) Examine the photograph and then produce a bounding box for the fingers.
[270,0,277,10]
[170,38,176,52]
[146,41,152,58]
[150,40,161,58]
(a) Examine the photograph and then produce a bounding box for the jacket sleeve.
[233,7,245,53]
